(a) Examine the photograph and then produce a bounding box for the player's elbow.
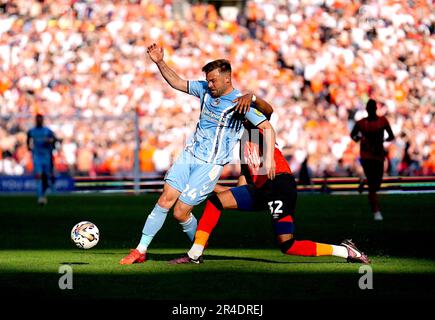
[351,135,360,142]
[264,110,273,120]
[257,120,273,131]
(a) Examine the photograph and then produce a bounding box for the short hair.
[202,59,232,75]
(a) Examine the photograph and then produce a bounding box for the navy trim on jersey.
[211,106,236,161]
[200,94,205,111]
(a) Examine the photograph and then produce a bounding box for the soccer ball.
[71,221,100,249]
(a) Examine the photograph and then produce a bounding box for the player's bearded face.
[207,70,228,97]
[212,84,225,97]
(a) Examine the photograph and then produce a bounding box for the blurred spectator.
[0,0,433,178]
[298,156,313,187]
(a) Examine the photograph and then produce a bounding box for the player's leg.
[33,157,46,205]
[371,159,384,220]
[173,199,196,241]
[268,175,370,263]
[48,155,55,192]
[41,159,52,199]
[139,182,181,250]
[120,182,181,264]
[362,160,383,220]
[119,183,180,264]
[169,161,224,253]
[120,152,192,264]
[168,185,256,264]
[184,189,241,261]
[279,236,370,263]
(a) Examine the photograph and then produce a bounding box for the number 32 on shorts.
[268,200,283,219]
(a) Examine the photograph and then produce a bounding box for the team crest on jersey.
[211,98,221,106]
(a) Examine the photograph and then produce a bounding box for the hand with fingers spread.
[233,93,254,115]
[147,43,164,64]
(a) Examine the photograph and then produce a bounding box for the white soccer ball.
[71,221,100,249]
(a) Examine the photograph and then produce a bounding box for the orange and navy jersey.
[240,127,292,188]
[355,116,390,161]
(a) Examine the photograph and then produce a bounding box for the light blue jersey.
[27,126,55,174]
[185,80,266,165]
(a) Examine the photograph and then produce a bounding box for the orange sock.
[315,243,333,256]
[194,230,210,247]
[193,199,222,247]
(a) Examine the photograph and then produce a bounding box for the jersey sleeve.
[188,80,208,99]
[245,106,267,127]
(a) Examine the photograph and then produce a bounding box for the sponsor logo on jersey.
[202,106,226,125]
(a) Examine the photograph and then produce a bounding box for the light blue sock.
[36,178,43,198]
[137,204,169,252]
[179,213,197,242]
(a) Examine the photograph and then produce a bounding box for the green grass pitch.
[0,193,434,304]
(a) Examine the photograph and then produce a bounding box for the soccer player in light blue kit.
[120,43,277,264]
[27,114,58,206]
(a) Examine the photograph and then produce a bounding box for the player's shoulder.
[379,115,390,123]
[356,117,365,124]
[187,80,208,96]
[42,126,54,133]
[189,80,208,88]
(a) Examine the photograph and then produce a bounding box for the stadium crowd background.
[0,0,433,179]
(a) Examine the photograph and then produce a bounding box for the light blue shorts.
[165,150,223,206]
[33,155,53,176]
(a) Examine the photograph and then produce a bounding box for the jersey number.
[268,200,283,219]
[182,184,210,200]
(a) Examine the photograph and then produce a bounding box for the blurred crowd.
[0,0,433,178]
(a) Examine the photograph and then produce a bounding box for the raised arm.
[233,93,274,119]
[147,43,188,93]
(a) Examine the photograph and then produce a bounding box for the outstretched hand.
[232,93,254,115]
[147,43,164,63]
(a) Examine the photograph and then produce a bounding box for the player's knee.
[173,208,190,222]
[208,193,223,211]
[157,193,176,209]
[279,238,295,254]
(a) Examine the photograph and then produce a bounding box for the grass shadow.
[147,253,342,264]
